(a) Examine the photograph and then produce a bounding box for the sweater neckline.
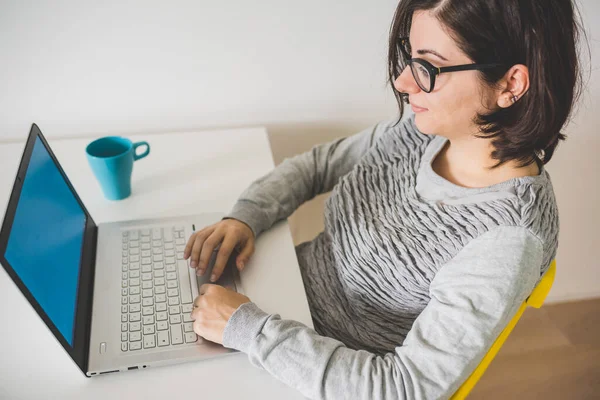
[420,135,547,195]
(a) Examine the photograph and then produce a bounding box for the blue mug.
[85,136,150,200]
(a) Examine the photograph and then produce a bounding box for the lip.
[410,102,428,113]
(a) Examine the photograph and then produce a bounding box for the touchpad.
[195,249,239,292]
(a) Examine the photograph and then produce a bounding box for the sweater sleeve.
[222,226,544,400]
[222,119,398,238]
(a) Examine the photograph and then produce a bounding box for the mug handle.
[133,141,150,161]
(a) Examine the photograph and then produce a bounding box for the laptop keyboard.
[120,226,198,352]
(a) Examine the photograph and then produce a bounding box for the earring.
[511,93,518,103]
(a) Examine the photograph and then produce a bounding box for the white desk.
[0,126,313,399]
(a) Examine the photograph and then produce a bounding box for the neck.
[434,135,539,188]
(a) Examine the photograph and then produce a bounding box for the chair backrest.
[450,260,557,400]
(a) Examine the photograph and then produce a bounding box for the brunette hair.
[388,0,589,167]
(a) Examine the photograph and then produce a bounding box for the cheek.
[414,76,483,135]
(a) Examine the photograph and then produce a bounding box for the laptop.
[0,123,244,376]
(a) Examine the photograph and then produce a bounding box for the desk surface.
[0,126,312,399]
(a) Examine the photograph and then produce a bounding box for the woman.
[184,0,585,398]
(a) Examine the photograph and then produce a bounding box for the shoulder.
[371,114,436,157]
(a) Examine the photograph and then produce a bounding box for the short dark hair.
[387,0,589,168]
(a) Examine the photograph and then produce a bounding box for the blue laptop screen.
[4,136,86,346]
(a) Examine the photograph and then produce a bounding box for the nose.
[393,65,420,95]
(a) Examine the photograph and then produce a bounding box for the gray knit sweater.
[221,114,559,400]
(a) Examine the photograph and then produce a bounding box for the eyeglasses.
[398,37,504,93]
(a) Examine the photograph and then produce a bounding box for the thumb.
[236,240,254,271]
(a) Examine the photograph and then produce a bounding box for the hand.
[184,218,255,282]
[190,284,251,345]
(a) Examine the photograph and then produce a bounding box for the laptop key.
[157,331,169,346]
[142,298,153,307]
[185,332,198,343]
[130,342,141,351]
[156,311,168,321]
[170,315,181,324]
[143,325,155,335]
[130,313,141,322]
[143,315,154,325]
[129,294,140,303]
[129,321,141,331]
[130,262,140,270]
[121,323,128,332]
[142,281,152,289]
[157,321,168,331]
[121,332,127,341]
[171,324,183,345]
[164,229,173,242]
[129,331,141,342]
[156,303,167,312]
[121,342,128,352]
[178,260,193,304]
[129,286,140,295]
[155,285,166,294]
[144,334,156,349]
[129,304,140,313]
[183,322,193,333]
[156,294,166,303]
[142,306,153,316]
[182,304,193,313]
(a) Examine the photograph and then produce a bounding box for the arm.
[223,119,398,238]
[222,226,544,400]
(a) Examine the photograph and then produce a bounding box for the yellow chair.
[450,259,557,400]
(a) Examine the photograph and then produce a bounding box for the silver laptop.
[0,123,244,376]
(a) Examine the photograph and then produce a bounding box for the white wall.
[0,0,598,303]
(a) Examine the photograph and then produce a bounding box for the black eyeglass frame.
[398,37,504,93]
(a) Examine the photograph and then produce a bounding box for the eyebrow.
[416,48,449,62]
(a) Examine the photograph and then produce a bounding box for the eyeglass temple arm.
[439,63,503,73]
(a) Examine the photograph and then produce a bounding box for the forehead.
[409,11,462,60]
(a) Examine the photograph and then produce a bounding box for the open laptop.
[0,123,244,376]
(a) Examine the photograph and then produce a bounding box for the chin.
[413,113,437,135]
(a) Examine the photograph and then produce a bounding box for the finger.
[198,230,224,274]
[185,224,216,262]
[236,238,255,271]
[183,231,197,260]
[189,231,209,269]
[210,235,238,282]
[199,283,213,295]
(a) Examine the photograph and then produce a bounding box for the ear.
[497,64,530,108]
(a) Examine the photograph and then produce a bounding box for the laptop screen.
[4,136,86,346]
